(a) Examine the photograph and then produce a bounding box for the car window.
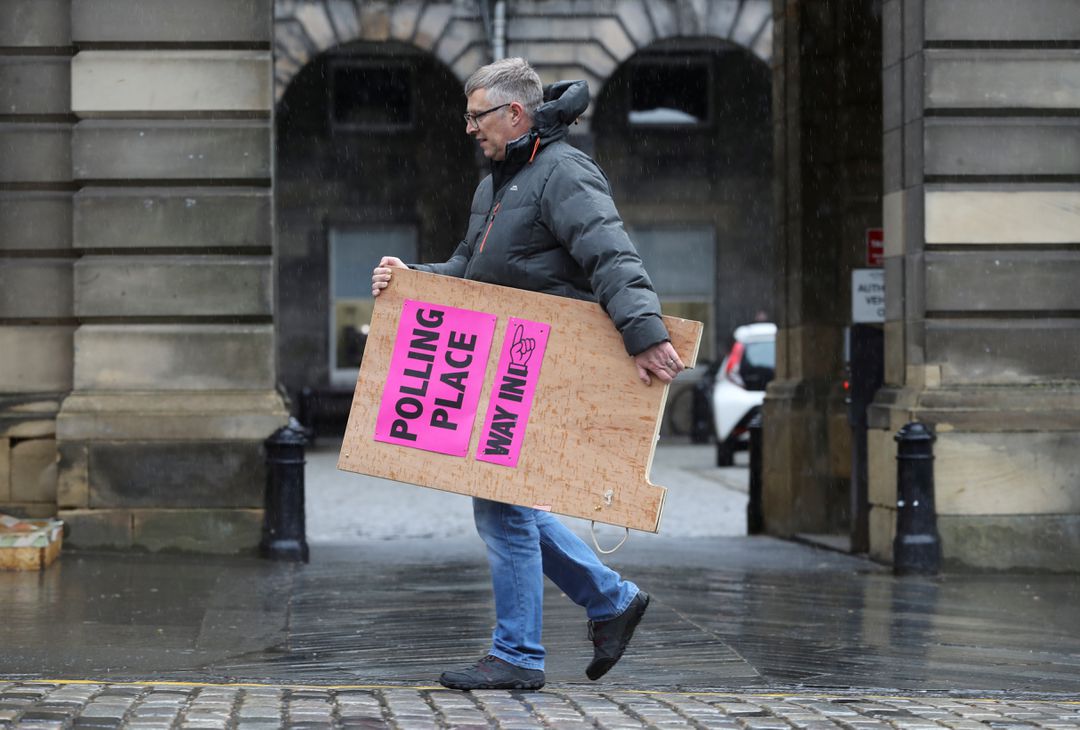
[743,341,775,369]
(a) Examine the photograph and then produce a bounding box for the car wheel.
[716,438,735,467]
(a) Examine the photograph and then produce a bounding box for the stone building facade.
[272,0,775,404]
[767,0,1080,571]
[0,0,1077,570]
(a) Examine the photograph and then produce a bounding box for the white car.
[711,322,777,466]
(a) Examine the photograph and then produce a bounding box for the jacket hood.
[532,79,590,142]
[493,80,589,190]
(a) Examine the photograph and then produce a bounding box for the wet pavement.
[2,443,1080,727]
[3,538,1080,697]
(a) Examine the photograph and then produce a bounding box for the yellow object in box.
[0,513,63,571]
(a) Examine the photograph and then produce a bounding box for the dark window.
[330,61,413,131]
[740,342,776,391]
[743,342,775,370]
[628,57,712,127]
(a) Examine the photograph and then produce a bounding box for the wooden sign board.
[337,268,703,532]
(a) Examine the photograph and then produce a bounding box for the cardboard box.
[0,513,63,571]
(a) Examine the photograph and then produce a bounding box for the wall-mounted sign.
[866,227,884,267]
[852,269,885,323]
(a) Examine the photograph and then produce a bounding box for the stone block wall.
[0,0,74,519]
[869,0,1080,571]
[54,0,287,552]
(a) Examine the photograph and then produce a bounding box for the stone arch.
[273,1,488,103]
[274,1,772,106]
[499,0,772,126]
[591,35,774,361]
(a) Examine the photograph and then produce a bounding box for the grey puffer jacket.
[411,80,669,356]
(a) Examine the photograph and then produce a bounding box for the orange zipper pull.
[478,202,501,253]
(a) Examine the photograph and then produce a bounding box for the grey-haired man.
[372,58,683,690]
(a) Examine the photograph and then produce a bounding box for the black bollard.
[260,417,310,562]
[893,422,941,574]
[747,410,764,534]
[690,362,718,444]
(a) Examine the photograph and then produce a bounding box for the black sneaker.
[586,591,650,680]
[439,655,545,691]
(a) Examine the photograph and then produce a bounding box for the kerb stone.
[131,508,263,553]
[941,514,1080,571]
[58,508,133,549]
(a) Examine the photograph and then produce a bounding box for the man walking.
[371,58,684,690]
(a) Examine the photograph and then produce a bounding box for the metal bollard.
[747,410,764,534]
[893,422,941,574]
[260,417,310,562]
[690,362,718,444]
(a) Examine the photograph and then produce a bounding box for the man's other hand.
[634,342,685,386]
[372,256,408,297]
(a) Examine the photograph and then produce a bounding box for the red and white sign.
[866,228,884,267]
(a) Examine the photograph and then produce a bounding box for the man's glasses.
[464,103,510,128]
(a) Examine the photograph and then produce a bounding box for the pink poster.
[374,300,496,457]
[476,318,550,468]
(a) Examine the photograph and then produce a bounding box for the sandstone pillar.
[57,0,287,551]
[869,0,1080,570]
[0,0,74,520]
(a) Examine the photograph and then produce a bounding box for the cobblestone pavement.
[1,681,1077,730]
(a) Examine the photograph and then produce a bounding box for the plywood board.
[338,268,702,532]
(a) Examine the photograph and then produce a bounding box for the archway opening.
[593,39,773,442]
[275,41,476,436]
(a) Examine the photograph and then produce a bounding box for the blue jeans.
[472,497,639,670]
